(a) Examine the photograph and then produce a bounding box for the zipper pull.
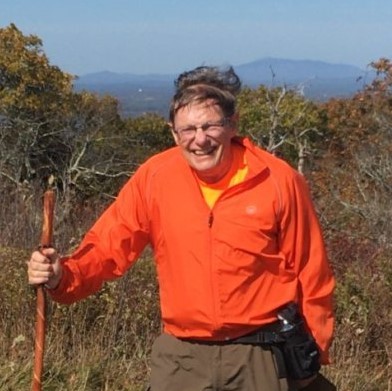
[208,212,214,227]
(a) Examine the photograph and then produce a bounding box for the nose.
[193,127,209,144]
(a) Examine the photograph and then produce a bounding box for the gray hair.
[169,66,242,122]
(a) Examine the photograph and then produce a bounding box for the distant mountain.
[234,57,373,102]
[74,58,375,117]
[235,57,365,83]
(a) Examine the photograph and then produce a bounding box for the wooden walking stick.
[32,184,55,391]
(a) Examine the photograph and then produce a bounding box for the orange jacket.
[50,137,335,363]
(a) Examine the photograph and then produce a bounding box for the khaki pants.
[149,333,290,391]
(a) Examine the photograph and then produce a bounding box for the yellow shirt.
[197,144,248,209]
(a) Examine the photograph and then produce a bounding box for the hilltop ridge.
[74,57,374,117]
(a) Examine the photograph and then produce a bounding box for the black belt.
[230,321,283,345]
[182,321,284,346]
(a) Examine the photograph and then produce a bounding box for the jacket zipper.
[208,212,214,227]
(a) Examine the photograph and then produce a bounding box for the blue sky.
[2,0,391,77]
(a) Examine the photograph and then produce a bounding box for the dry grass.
[1,188,391,390]
[0,247,160,390]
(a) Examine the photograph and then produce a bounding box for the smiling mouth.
[192,146,217,156]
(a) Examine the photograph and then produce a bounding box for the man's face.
[171,100,237,183]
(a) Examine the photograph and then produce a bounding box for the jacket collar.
[232,137,269,177]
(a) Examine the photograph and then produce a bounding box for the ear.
[228,112,239,136]
[230,112,239,126]
[168,122,180,145]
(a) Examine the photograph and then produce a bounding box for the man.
[28,66,335,391]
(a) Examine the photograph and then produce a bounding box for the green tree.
[237,85,326,173]
[0,24,73,117]
[0,24,74,185]
[0,24,131,199]
[123,113,173,164]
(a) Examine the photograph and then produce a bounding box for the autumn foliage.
[0,24,391,390]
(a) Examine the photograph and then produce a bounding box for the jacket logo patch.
[245,205,258,215]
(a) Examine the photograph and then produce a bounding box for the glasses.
[174,118,230,139]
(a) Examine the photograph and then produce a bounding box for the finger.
[28,261,54,273]
[40,248,59,265]
[40,247,56,257]
[31,251,55,267]
[27,263,54,285]
[31,250,48,262]
[29,277,49,286]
